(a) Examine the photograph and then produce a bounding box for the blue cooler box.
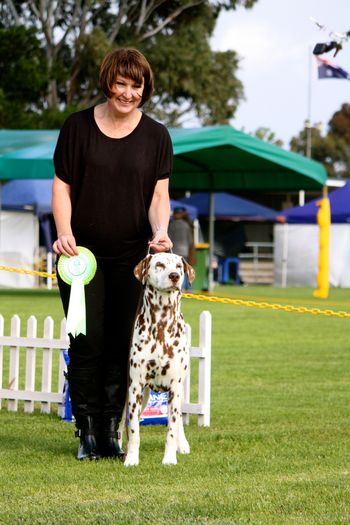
[140,391,168,425]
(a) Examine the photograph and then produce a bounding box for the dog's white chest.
[131,311,189,390]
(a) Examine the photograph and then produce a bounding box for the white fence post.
[8,315,21,412]
[0,312,211,426]
[183,322,192,426]
[182,310,212,427]
[198,311,212,427]
[57,319,69,416]
[41,316,54,414]
[0,316,68,410]
[24,316,37,413]
[0,315,3,411]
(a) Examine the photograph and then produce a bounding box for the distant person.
[168,207,196,276]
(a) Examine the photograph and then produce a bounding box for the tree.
[290,103,350,179]
[0,0,258,128]
[253,127,283,147]
[329,103,350,143]
[0,26,49,127]
[142,6,244,126]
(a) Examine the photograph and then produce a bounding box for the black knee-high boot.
[100,416,125,459]
[68,366,101,460]
[100,365,126,459]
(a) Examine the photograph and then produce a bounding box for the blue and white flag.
[316,57,350,80]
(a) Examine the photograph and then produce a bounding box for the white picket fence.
[0,311,212,426]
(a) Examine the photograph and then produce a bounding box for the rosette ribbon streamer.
[57,247,97,337]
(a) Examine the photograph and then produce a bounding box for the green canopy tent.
[0,127,327,289]
[0,130,58,180]
[171,126,326,190]
[171,126,326,288]
[0,127,326,187]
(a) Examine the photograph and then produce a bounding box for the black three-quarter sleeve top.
[54,107,173,265]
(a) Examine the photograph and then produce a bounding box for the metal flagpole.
[306,46,313,159]
[300,46,313,206]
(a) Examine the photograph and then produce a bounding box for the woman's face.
[109,75,144,114]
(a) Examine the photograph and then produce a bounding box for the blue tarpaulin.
[280,181,350,224]
[2,179,53,216]
[2,180,198,220]
[180,192,277,221]
[1,182,198,252]
[1,179,54,251]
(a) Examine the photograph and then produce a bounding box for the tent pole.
[281,222,289,288]
[208,192,215,291]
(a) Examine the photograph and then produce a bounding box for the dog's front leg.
[162,388,183,465]
[124,378,143,467]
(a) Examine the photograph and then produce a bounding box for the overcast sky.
[210,0,350,148]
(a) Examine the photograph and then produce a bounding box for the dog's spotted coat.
[124,253,195,466]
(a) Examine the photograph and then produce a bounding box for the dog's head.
[134,253,195,291]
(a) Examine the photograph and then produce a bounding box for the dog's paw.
[177,440,190,454]
[124,452,139,467]
[162,453,177,465]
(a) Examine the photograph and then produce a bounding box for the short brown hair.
[99,48,154,106]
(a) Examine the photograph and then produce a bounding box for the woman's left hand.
[148,230,173,253]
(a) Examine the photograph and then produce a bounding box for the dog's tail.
[117,390,129,450]
[124,390,129,444]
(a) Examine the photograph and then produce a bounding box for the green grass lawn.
[1,286,350,524]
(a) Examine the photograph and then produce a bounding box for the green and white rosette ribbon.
[57,247,97,337]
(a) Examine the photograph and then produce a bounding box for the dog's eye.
[155,262,166,270]
[176,264,182,270]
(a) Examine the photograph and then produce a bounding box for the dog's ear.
[181,257,195,285]
[134,255,151,284]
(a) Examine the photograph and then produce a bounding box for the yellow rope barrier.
[1,265,349,319]
[0,265,56,279]
[183,293,350,318]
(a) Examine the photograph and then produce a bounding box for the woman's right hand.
[53,234,79,256]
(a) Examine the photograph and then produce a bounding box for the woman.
[52,48,173,460]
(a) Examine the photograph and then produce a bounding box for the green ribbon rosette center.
[57,247,97,337]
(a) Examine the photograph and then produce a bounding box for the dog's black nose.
[169,272,180,282]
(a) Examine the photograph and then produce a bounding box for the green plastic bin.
[191,243,209,291]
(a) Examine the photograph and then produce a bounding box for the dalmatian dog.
[123,252,195,467]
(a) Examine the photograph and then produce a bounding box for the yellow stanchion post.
[313,186,330,299]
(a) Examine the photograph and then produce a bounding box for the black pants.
[57,259,143,420]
